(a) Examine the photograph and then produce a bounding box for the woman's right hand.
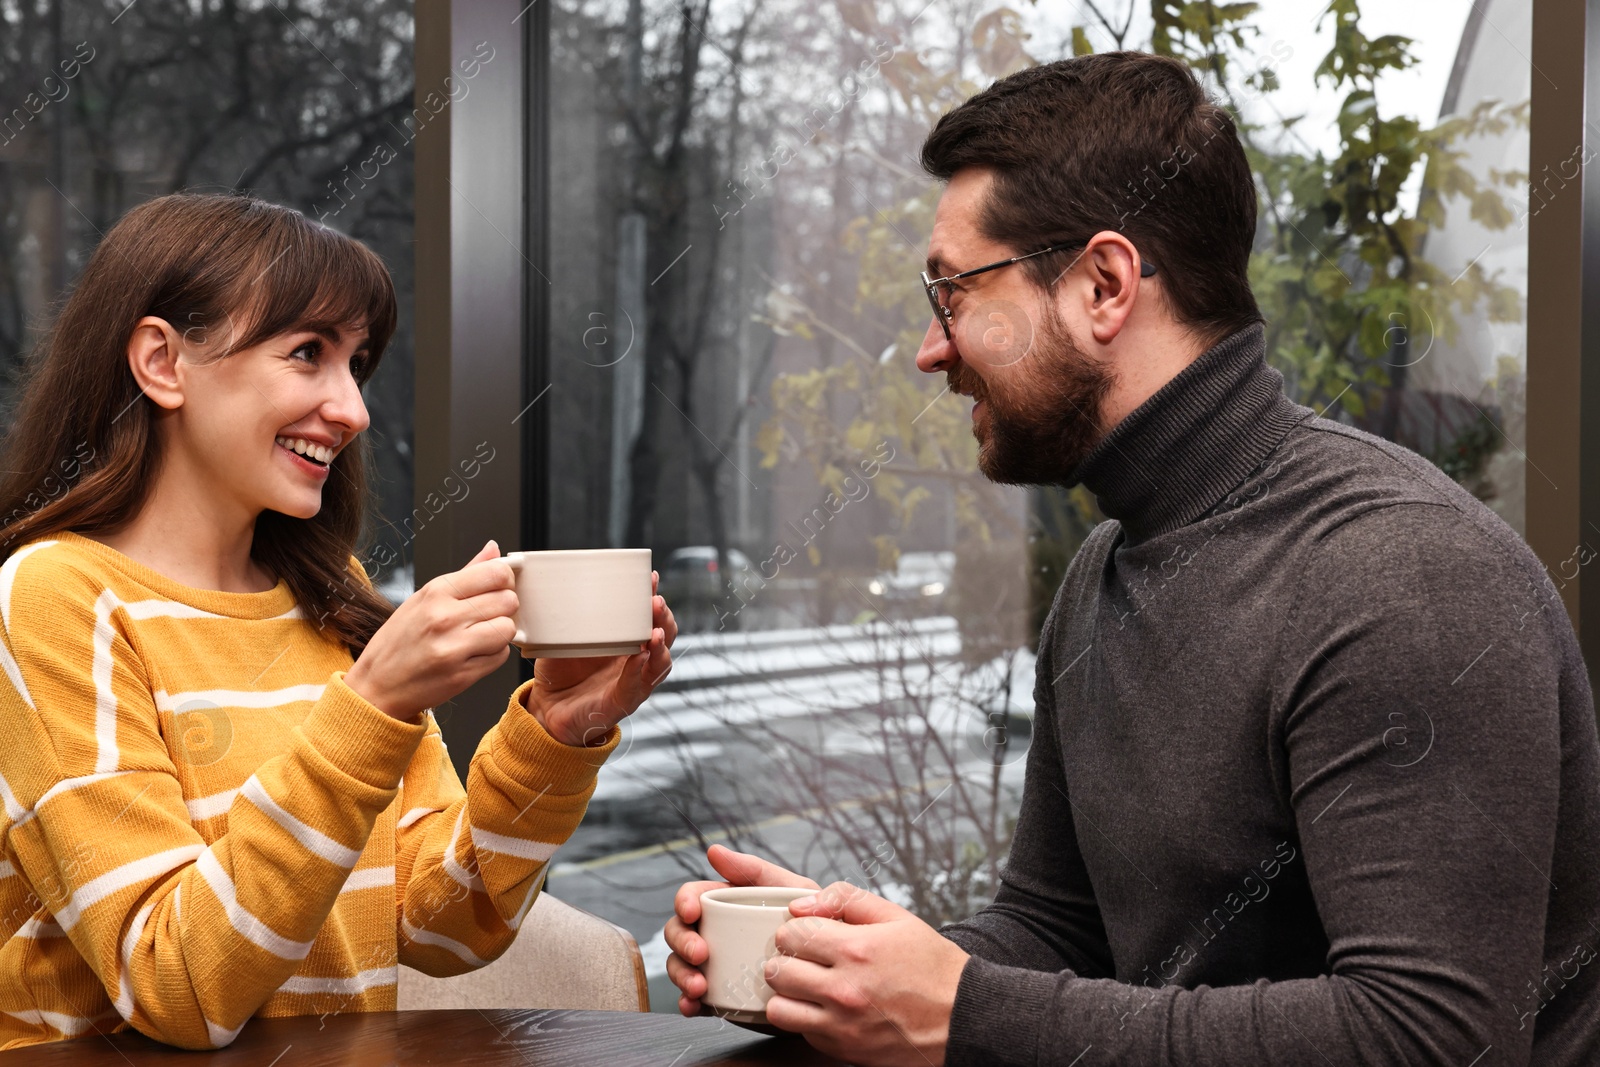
[344,540,517,722]
[664,844,819,1016]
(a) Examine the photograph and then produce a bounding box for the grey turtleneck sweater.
[939,324,1600,1066]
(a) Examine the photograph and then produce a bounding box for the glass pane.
[0,2,417,590]
[1232,1,1530,536]
[539,0,1532,1013]
[542,0,1038,1013]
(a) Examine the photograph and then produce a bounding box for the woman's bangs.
[225,217,397,381]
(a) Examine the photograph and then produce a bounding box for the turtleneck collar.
[1068,322,1310,545]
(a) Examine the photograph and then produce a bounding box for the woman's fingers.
[641,628,671,688]
[654,594,679,647]
[460,642,513,679]
[447,557,516,600]
[459,586,518,620]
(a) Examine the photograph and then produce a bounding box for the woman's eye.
[290,341,320,363]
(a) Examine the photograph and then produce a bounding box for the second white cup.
[698,885,812,1024]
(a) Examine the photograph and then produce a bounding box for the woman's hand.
[345,540,516,722]
[524,569,678,746]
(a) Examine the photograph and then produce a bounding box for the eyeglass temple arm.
[934,244,1155,285]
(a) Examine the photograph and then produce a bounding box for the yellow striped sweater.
[0,531,618,1050]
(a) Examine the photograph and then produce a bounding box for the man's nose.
[915,316,957,374]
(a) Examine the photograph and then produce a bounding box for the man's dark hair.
[920,52,1263,347]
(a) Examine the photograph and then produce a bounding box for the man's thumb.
[706,844,817,890]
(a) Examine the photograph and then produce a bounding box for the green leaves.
[1162,0,1526,447]
[756,0,1531,565]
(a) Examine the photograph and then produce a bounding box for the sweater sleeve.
[393,679,617,975]
[0,560,426,1050]
[939,583,1115,979]
[945,503,1562,1067]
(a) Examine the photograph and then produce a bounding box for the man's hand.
[765,881,970,1067]
[664,845,819,1016]
[523,570,678,747]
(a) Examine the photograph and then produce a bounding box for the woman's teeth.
[276,436,333,465]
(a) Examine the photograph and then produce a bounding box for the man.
[665,52,1600,1066]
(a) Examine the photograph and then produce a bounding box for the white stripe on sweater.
[92,589,121,773]
[194,847,315,960]
[0,540,54,711]
[0,772,21,825]
[203,1014,246,1047]
[469,825,559,863]
[4,770,139,831]
[277,965,397,996]
[26,770,137,824]
[14,915,65,938]
[185,788,238,822]
[400,916,488,968]
[56,844,202,931]
[239,776,359,869]
[91,596,299,622]
[396,806,437,830]
[120,600,218,620]
[340,866,394,894]
[441,809,484,892]
[154,684,326,712]
[509,866,549,932]
[112,901,154,1021]
[2,1007,115,1037]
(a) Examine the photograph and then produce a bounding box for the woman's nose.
[915,316,957,374]
[327,374,371,436]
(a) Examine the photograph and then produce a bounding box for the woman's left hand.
[524,571,678,747]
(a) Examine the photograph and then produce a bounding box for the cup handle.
[504,555,527,647]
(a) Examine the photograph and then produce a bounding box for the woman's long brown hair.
[0,193,397,655]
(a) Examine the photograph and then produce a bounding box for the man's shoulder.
[1271,418,1558,632]
[1274,416,1524,556]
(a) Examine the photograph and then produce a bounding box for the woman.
[0,193,675,1050]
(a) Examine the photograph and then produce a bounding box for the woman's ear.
[126,316,186,411]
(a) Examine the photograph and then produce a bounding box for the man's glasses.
[919,241,1158,341]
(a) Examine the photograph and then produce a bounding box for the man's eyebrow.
[925,253,945,275]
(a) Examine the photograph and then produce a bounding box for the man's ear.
[1078,231,1144,345]
[125,316,186,411]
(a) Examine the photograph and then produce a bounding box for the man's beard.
[947,306,1115,486]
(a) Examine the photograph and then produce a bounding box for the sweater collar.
[1068,323,1309,545]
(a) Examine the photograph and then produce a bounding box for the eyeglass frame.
[919,241,1157,341]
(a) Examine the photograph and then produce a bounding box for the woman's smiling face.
[160,320,373,522]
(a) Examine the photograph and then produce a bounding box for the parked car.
[864,550,954,616]
[659,546,757,631]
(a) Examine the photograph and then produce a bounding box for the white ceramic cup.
[697,885,812,1024]
[502,548,653,658]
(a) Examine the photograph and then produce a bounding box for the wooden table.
[0,1009,846,1065]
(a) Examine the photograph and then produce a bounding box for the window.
[0,1,417,589]
[525,0,1532,1011]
